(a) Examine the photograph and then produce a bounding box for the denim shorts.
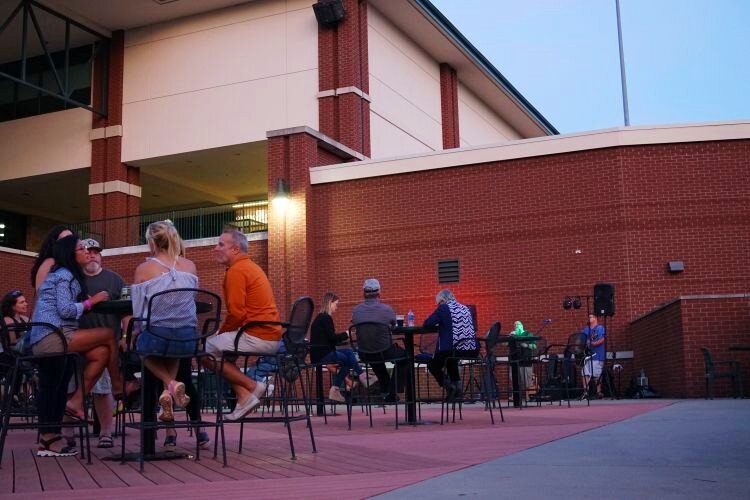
[136,326,198,356]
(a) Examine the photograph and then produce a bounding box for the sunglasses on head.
[9,289,22,298]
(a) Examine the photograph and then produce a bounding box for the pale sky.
[430,0,750,133]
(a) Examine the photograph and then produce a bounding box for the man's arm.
[590,325,606,347]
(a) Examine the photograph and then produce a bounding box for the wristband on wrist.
[84,299,93,311]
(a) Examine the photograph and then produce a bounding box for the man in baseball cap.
[351,278,409,402]
[83,238,102,252]
[74,238,125,448]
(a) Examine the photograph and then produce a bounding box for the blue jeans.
[244,343,285,382]
[136,326,198,356]
[319,348,363,388]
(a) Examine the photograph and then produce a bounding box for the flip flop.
[64,407,94,425]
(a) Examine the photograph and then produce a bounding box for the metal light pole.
[615,0,630,126]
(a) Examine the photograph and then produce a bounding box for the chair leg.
[366,365,373,428]
[394,367,399,430]
[296,363,317,453]
[0,366,18,468]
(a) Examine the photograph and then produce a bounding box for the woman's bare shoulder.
[178,257,198,275]
[133,260,163,283]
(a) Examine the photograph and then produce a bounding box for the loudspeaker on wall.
[593,283,615,317]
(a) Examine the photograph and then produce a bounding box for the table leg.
[404,333,417,424]
[510,340,522,408]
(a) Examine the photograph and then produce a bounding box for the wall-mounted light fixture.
[272,178,290,211]
[667,261,684,273]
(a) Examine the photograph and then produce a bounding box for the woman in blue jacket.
[422,289,478,400]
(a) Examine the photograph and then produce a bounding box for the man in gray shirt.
[79,239,124,448]
[351,279,409,402]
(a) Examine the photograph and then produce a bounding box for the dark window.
[0,44,94,123]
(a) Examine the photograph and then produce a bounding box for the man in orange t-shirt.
[204,228,282,420]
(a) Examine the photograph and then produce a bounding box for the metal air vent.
[437,259,460,284]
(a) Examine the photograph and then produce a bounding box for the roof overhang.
[369,0,558,137]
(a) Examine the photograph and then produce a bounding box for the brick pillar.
[317,0,370,157]
[440,63,460,149]
[89,31,140,248]
[267,132,318,319]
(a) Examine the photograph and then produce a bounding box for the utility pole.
[616,0,630,126]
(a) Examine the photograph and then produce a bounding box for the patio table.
[392,325,438,424]
[492,335,542,408]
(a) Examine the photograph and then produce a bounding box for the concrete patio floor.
[376,399,750,499]
[3,399,738,499]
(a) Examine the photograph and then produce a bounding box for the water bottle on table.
[407,309,415,327]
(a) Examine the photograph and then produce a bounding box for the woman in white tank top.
[131,221,199,425]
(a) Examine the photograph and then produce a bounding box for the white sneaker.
[328,386,345,403]
[264,376,275,397]
[224,395,261,421]
[252,380,267,399]
[359,372,377,388]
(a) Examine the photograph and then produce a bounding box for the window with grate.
[437,259,459,284]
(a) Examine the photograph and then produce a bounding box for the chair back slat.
[565,332,588,356]
[350,322,392,354]
[138,288,222,355]
[484,321,502,353]
[282,296,314,356]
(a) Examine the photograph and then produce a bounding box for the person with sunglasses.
[28,234,123,457]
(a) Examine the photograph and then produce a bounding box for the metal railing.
[69,200,268,249]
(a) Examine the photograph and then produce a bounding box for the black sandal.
[97,435,114,448]
[38,435,78,457]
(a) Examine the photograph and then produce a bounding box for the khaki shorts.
[31,327,76,355]
[205,331,280,359]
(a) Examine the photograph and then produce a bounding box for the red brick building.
[0,1,747,397]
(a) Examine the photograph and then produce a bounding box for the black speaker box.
[593,283,615,316]
[313,0,346,27]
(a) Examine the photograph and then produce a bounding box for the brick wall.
[0,251,36,299]
[630,300,685,396]
[308,140,750,363]
[317,0,370,157]
[90,29,139,236]
[439,63,459,149]
[631,296,750,397]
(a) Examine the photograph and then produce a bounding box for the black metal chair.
[414,332,436,419]
[478,322,505,422]
[0,322,90,466]
[350,322,411,429]
[546,332,590,407]
[218,296,317,460]
[120,288,225,471]
[438,347,499,425]
[305,339,351,427]
[700,347,743,399]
